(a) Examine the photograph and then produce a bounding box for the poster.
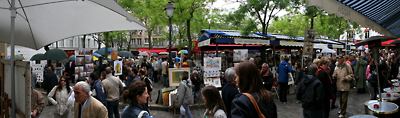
[85,55,92,63]
[114,61,123,75]
[203,70,220,77]
[204,77,222,88]
[111,52,118,60]
[32,64,44,82]
[75,57,84,65]
[85,63,94,72]
[204,57,221,70]
[78,48,92,55]
[35,73,43,82]
[233,49,248,62]
[168,68,190,86]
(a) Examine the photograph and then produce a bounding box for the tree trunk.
[187,20,192,58]
[104,32,109,60]
[148,30,152,49]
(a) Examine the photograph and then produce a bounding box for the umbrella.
[93,56,99,61]
[68,55,75,61]
[152,53,158,56]
[118,51,134,58]
[159,52,169,55]
[30,53,44,61]
[99,47,112,53]
[42,49,68,61]
[178,50,188,54]
[139,52,149,56]
[91,53,103,58]
[0,0,148,50]
[2,0,148,116]
[94,50,106,56]
[356,46,366,50]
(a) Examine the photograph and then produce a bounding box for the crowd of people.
[31,49,399,118]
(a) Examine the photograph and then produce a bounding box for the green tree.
[119,0,166,50]
[227,0,303,35]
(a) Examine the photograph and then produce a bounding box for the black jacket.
[191,75,201,91]
[222,83,239,118]
[329,63,336,77]
[294,69,303,85]
[43,72,58,93]
[261,71,274,86]
[231,92,277,118]
[296,74,324,111]
[317,68,333,101]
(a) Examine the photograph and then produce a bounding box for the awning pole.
[10,0,16,117]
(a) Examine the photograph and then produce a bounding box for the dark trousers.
[46,91,53,106]
[338,91,349,115]
[323,101,330,118]
[107,100,120,118]
[278,82,289,102]
[303,109,323,118]
[153,71,158,83]
[331,79,338,108]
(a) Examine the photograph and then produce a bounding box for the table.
[349,115,377,118]
[368,102,399,114]
[393,82,400,87]
[377,93,400,102]
[383,87,400,93]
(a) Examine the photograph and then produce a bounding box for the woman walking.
[202,85,227,118]
[121,81,150,118]
[231,61,277,118]
[47,76,73,118]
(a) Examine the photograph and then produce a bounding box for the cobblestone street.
[38,81,369,118]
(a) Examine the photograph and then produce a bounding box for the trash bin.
[365,100,378,115]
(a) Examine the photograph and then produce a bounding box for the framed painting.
[168,68,190,87]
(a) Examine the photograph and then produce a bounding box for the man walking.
[277,57,293,104]
[102,67,124,118]
[161,57,169,87]
[333,55,354,118]
[43,67,58,106]
[74,82,108,118]
[296,64,324,118]
[126,67,140,89]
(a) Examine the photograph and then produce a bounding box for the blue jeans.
[303,109,323,118]
[163,74,168,87]
[47,91,53,106]
[107,100,120,118]
[179,104,192,118]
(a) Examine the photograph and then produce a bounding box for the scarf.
[261,69,270,77]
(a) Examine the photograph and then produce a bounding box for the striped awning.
[198,39,210,47]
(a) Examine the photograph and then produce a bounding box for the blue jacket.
[277,61,293,82]
[175,57,180,63]
[91,80,107,107]
[121,104,150,118]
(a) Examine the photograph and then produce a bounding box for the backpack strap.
[242,93,265,118]
[138,110,149,118]
[106,77,119,88]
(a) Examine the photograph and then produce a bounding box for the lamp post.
[165,2,174,68]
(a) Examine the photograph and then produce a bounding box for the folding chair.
[271,77,280,99]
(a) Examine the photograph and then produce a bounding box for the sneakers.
[338,114,345,118]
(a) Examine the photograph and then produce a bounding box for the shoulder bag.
[242,93,265,118]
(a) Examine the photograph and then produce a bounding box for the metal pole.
[168,18,173,68]
[10,0,16,117]
[372,48,382,102]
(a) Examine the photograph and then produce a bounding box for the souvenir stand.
[74,48,94,81]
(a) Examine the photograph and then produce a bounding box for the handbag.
[242,93,265,118]
[180,105,186,115]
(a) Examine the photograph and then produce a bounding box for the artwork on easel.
[168,68,190,87]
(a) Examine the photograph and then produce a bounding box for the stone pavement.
[38,81,371,118]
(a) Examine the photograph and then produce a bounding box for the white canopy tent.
[314,44,336,53]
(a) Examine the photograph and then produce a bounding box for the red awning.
[137,48,167,54]
[205,44,262,47]
[382,40,395,46]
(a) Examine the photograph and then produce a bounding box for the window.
[137,38,142,45]
[144,38,149,44]
[131,39,135,45]
[159,40,163,46]
[69,39,73,47]
[153,38,157,46]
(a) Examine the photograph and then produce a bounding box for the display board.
[2,60,31,118]
[32,64,44,82]
[114,61,123,75]
[168,68,190,87]
[233,49,248,62]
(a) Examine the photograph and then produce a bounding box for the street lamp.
[165,2,174,68]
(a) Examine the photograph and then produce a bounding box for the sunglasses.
[61,80,66,82]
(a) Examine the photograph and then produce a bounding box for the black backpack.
[368,71,378,87]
